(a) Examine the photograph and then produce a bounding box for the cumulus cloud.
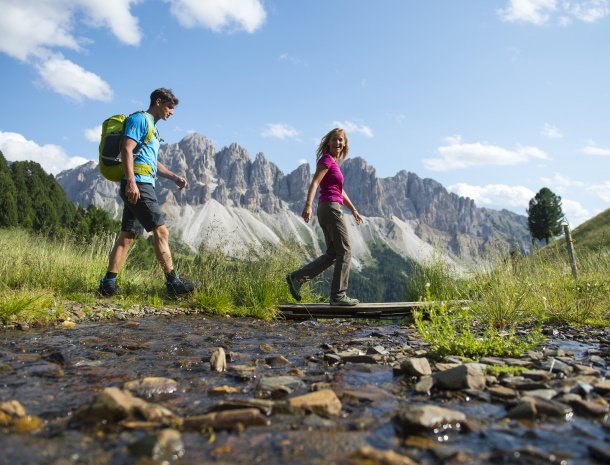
[587,181,610,201]
[165,0,266,32]
[0,131,88,175]
[35,53,113,102]
[447,183,535,208]
[561,198,593,226]
[0,0,143,101]
[261,123,301,140]
[541,123,563,139]
[498,0,609,25]
[581,145,610,156]
[331,121,374,138]
[84,125,102,143]
[540,172,586,194]
[424,135,550,171]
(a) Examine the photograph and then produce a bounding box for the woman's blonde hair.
[316,128,349,162]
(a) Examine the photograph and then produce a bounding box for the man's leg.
[152,225,173,273]
[107,231,136,273]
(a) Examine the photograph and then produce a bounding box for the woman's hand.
[302,203,313,223]
[352,209,364,225]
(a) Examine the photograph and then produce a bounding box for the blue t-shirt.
[123,112,160,186]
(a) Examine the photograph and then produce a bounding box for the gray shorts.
[120,180,165,235]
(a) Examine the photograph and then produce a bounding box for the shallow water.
[0,315,608,465]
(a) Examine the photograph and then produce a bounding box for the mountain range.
[56,133,531,268]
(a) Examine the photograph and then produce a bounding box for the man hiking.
[98,87,194,298]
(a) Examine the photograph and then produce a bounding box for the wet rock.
[208,385,239,396]
[227,364,256,380]
[521,370,553,382]
[264,355,291,367]
[27,362,64,378]
[11,416,44,434]
[74,387,178,426]
[367,345,389,355]
[523,389,558,400]
[324,353,342,365]
[259,343,276,353]
[341,354,383,364]
[123,377,178,399]
[542,358,573,375]
[286,389,342,417]
[335,385,392,404]
[345,446,419,465]
[41,350,68,367]
[129,428,184,461]
[414,376,434,395]
[433,364,486,391]
[487,385,518,400]
[506,396,572,420]
[593,379,610,396]
[588,443,610,463]
[400,357,432,377]
[207,399,274,416]
[560,395,609,417]
[256,375,305,398]
[0,400,26,425]
[394,405,466,433]
[183,408,269,431]
[210,347,227,372]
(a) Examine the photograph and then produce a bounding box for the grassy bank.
[409,243,610,357]
[0,228,310,324]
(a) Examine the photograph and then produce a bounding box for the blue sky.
[1,0,609,226]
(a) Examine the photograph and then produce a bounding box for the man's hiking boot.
[98,278,119,297]
[286,274,302,301]
[166,275,194,297]
[330,295,359,306]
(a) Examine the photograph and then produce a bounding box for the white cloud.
[540,172,586,194]
[165,0,266,33]
[84,125,102,143]
[0,131,88,175]
[447,183,535,208]
[581,145,610,156]
[331,121,374,138]
[35,53,112,102]
[0,0,143,101]
[499,0,557,25]
[261,123,301,140]
[561,198,593,226]
[498,0,609,25]
[279,53,306,66]
[424,135,550,171]
[541,123,563,138]
[587,181,610,201]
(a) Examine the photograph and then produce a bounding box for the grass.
[410,242,609,358]
[0,228,316,325]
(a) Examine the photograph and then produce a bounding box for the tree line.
[0,151,118,240]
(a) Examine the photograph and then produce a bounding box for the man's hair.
[150,88,179,107]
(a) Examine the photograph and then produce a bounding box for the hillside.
[572,208,610,251]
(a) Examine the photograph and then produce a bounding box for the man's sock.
[165,270,178,282]
[104,271,118,281]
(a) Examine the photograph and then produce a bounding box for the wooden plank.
[277,301,467,320]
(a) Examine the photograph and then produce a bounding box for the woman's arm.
[343,190,364,225]
[302,165,328,223]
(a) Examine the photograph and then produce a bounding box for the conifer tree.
[527,187,565,245]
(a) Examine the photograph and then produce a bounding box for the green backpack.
[98,111,156,182]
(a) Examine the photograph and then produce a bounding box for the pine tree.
[527,187,565,245]
[0,171,18,227]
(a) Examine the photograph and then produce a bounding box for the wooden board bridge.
[278,301,432,320]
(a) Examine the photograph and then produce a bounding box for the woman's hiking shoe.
[166,275,194,297]
[98,278,119,297]
[330,295,359,306]
[286,274,302,301]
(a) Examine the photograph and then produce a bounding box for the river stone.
[524,389,558,400]
[0,400,26,424]
[256,375,305,398]
[414,375,434,395]
[123,377,178,398]
[487,385,518,399]
[227,364,256,380]
[394,405,466,433]
[207,399,274,416]
[210,347,227,372]
[287,389,342,417]
[335,385,392,404]
[129,428,184,461]
[400,357,432,377]
[592,379,610,395]
[433,364,486,391]
[506,396,572,420]
[561,396,609,417]
[349,446,419,465]
[264,355,291,367]
[183,408,269,431]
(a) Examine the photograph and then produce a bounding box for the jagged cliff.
[56,133,530,266]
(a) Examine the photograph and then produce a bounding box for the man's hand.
[174,175,188,189]
[125,178,140,204]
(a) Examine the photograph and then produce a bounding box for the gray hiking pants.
[293,201,351,297]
